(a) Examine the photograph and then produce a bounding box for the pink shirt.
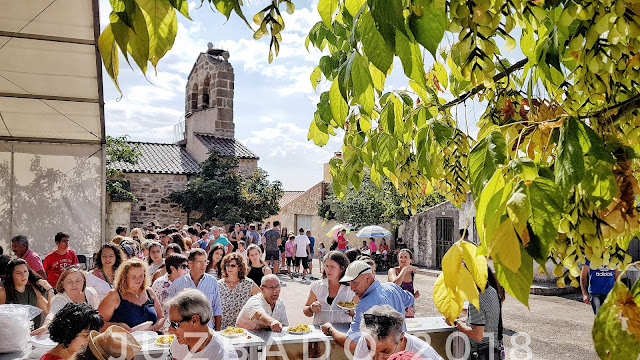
[369,241,377,253]
[22,248,44,273]
[285,241,295,257]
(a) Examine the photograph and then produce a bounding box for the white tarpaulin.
[0,0,105,255]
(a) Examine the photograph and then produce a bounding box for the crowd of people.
[0,222,506,360]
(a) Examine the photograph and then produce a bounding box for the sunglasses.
[178,264,189,269]
[224,263,238,268]
[169,318,191,329]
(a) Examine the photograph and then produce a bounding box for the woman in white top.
[31,266,100,336]
[303,251,357,325]
[85,244,123,301]
[146,241,164,275]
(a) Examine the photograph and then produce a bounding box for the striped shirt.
[168,273,222,328]
[467,285,501,351]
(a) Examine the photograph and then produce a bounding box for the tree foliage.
[169,151,283,224]
[319,172,445,228]
[101,0,640,356]
[106,135,141,201]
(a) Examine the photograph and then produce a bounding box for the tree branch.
[583,93,640,125]
[440,58,529,110]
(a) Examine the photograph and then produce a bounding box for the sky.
[98,0,491,191]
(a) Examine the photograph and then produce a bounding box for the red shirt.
[40,353,62,360]
[337,234,347,250]
[21,249,44,273]
[43,249,78,287]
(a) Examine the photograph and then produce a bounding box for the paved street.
[277,260,598,360]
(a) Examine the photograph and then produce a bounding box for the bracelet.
[308,305,314,314]
[326,326,333,337]
[453,319,459,327]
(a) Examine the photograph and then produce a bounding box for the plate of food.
[286,324,311,335]
[132,331,158,346]
[336,301,357,310]
[220,326,247,338]
[155,334,175,347]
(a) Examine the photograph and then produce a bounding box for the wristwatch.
[453,319,459,327]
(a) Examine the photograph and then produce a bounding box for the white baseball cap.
[339,260,373,283]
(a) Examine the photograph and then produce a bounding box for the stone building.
[108,45,259,233]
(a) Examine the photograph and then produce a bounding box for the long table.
[133,317,462,360]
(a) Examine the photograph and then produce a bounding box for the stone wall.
[106,200,132,240]
[125,173,189,228]
[238,159,258,178]
[400,193,475,268]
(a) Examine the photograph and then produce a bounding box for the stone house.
[108,45,259,233]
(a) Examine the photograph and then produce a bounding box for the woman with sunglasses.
[354,305,443,360]
[217,253,260,329]
[32,266,99,336]
[129,228,145,244]
[151,253,189,330]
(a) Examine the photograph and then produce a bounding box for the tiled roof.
[109,142,201,175]
[279,191,305,208]
[195,134,259,159]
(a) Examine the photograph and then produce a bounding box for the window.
[190,83,198,110]
[202,75,210,109]
[295,215,312,233]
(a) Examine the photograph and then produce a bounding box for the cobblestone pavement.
[277,260,599,360]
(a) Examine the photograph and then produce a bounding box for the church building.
[108,45,259,232]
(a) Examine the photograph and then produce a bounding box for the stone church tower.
[182,44,258,175]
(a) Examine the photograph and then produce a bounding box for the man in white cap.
[321,260,415,351]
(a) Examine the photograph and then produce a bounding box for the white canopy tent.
[0,0,105,255]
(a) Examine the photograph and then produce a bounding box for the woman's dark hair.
[169,233,186,252]
[322,251,350,279]
[397,248,413,260]
[94,244,123,271]
[3,259,45,302]
[487,266,506,303]
[165,243,182,256]
[345,248,361,263]
[281,227,288,237]
[49,302,103,348]
[206,244,225,278]
[145,233,157,240]
[165,253,188,275]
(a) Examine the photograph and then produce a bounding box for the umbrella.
[356,225,391,238]
[326,224,351,238]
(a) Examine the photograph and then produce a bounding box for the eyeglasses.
[262,284,281,290]
[224,263,238,268]
[132,236,139,239]
[169,318,190,329]
[178,264,189,269]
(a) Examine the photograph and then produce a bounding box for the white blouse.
[85,272,112,302]
[309,279,357,325]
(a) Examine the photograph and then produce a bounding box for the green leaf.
[112,1,150,74]
[555,118,585,190]
[360,10,394,73]
[98,25,121,94]
[575,119,615,164]
[379,102,395,135]
[494,243,533,308]
[318,0,337,27]
[346,0,366,17]
[526,177,562,262]
[409,0,447,58]
[351,53,375,115]
[308,115,330,146]
[138,0,177,68]
[581,157,618,210]
[509,158,538,182]
[433,61,448,90]
[469,130,508,197]
[593,279,640,359]
[395,28,427,89]
[506,182,531,234]
[310,66,322,90]
[169,0,191,19]
[369,62,386,92]
[476,170,505,248]
[330,80,348,127]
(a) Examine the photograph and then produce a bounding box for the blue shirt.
[346,279,414,341]
[585,260,616,294]
[197,236,230,251]
[169,273,222,328]
[308,236,315,256]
